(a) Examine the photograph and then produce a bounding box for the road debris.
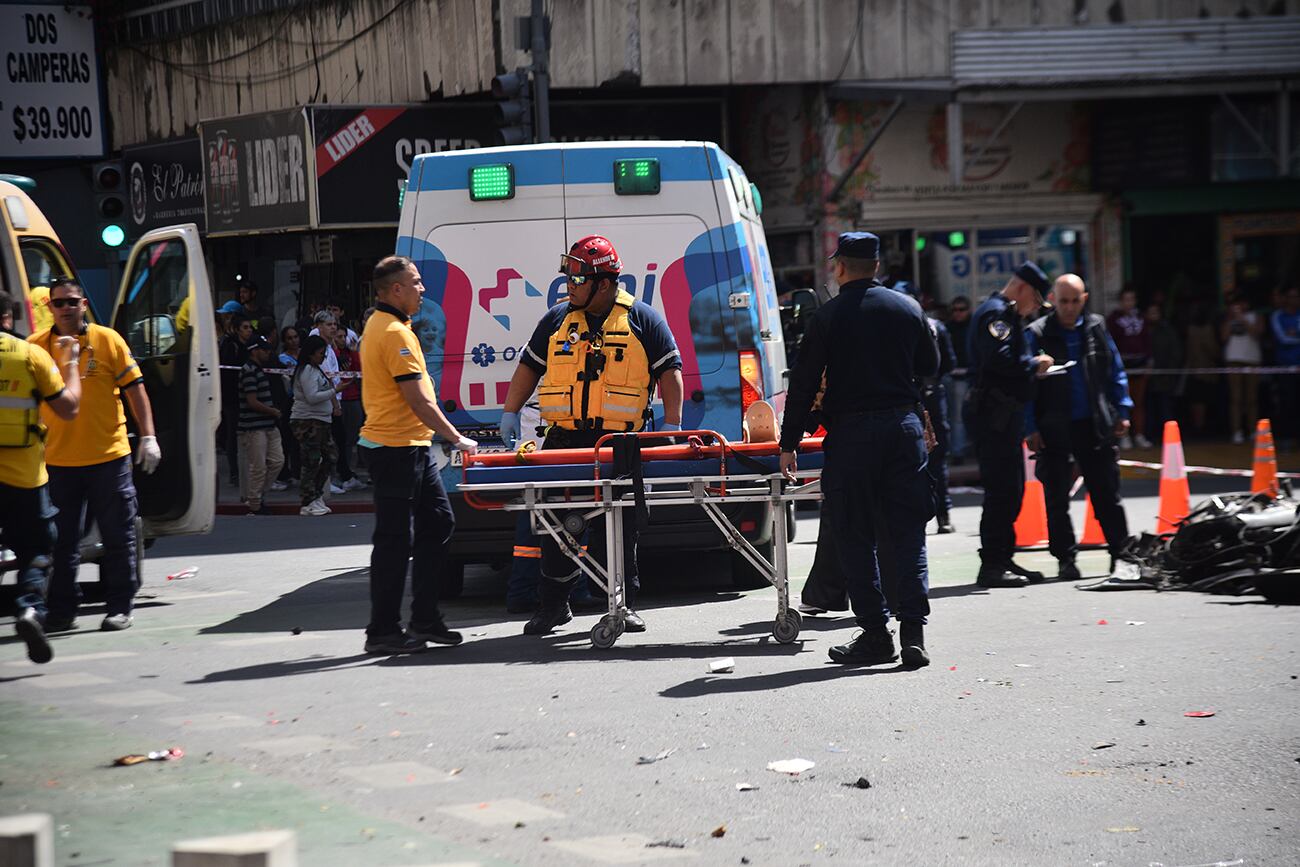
[1136,719,1147,726]
[711,825,727,838]
[1126,620,1146,626]
[709,657,736,673]
[767,758,815,775]
[1184,711,1216,718]
[112,748,183,766]
[637,748,676,765]
[1093,742,1116,750]
[841,776,872,789]
[735,782,758,791]
[645,840,686,849]
[165,566,198,581]
[1105,826,1140,833]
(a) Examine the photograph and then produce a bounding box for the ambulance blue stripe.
[412,144,719,192]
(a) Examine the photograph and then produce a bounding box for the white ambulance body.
[395,141,788,589]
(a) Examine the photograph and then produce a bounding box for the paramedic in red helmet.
[499,235,684,636]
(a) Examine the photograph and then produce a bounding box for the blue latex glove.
[660,422,682,433]
[499,411,521,446]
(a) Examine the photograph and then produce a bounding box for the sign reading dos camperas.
[0,4,102,159]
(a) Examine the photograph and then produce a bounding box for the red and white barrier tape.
[1117,458,1299,480]
[951,365,1300,377]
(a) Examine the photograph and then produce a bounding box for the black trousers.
[969,412,1024,567]
[1035,420,1129,560]
[365,444,455,637]
[923,385,952,517]
[538,429,639,598]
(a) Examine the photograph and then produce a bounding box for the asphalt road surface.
[2,482,1297,866]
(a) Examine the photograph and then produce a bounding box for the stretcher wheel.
[562,512,588,536]
[591,617,621,649]
[772,610,802,644]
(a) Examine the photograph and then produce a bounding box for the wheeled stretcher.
[461,431,825,648]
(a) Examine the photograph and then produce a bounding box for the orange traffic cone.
[1156,420,1190,534]
[1250,418,1278,495]
[1080,494,1106,546]
[1014,442,1050,548]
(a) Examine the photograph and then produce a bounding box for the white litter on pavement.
[767,758,815,775]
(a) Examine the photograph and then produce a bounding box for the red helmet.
[559,235,622,278]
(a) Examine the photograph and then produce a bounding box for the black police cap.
[828,232,881,260]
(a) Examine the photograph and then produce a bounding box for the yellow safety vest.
[0,333,42,448]
[539,289,652,432]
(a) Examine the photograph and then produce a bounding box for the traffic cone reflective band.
[1250,418,1277,495]
[1080,494,1106,546]
[1156,420,1190,534]
[1014,442,1050,547]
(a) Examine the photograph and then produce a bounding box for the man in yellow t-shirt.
[29,278,161,634]
[357,255,476,655]
[0,290,81,664]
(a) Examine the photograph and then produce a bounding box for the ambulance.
[395,141,790,591]
[0,175,220,584]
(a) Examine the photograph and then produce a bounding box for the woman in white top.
[1220,296,1264,444]
[291,335,345,515]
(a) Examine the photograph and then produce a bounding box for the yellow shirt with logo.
[0,337,65,489]
[29,324,144,468]
[359,308,433,447]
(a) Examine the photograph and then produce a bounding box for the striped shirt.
[238,362,276,431]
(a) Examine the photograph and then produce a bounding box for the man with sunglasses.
[498,235,683,637]
[29,278,161,633]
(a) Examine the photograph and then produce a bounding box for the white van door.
[110,225,219,537]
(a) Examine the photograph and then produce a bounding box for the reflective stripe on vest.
[539,289,652,432]
[0,335,42,449]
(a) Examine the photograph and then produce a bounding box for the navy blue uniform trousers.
[48,456,139,619]
[968,411,1025,567]
[1,483,57,622]
[823,408,933,627]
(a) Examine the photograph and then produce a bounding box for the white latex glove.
[135,435,162,474]
[498,411,521,446]
[454,436,478,455]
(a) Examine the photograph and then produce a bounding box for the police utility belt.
[967,385,1024,433]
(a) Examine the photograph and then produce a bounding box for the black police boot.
[623,610,646,632]
[935,514,956,534]
[523,578,575,635]
[1057,558,1082,581]
[899,621,930,668]
[828,626,898,665]
[1006,559,1047,584]
[976,561,1030,588]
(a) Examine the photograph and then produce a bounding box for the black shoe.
[409,617,463,646]
[523,601,573,635]
[623,610,646,633]
[506,597,538,614]
[364,632,428,655]
[1006,560,1047,584]
[1057,559,1082,581]
[828,627,898,665]
[16,608,52,664]
[899,621,930,668]
[44,617,78,633]
[936,516,956,534]
[246,504,272,516]
[976,563,1030,588]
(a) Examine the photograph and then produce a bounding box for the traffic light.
[491,69,533,146]
[93,160,126,248]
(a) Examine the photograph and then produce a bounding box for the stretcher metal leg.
[770,479,801,643]
[592,483,627,649]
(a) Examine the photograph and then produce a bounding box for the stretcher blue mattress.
[462,451,823,486]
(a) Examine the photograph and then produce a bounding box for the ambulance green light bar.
[613,159,660,195]
[469,164,514,201]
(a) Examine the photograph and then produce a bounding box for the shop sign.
[199,108,312,235]
[123,138,205,236]
[0,4,101,159]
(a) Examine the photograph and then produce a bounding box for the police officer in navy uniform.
[780,233,939,667]
[965,262,1055,588]
[498,235,684,637]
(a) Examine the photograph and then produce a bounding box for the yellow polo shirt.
[30,324,144,468]
[359,306,433,447]
[0,337,65,489]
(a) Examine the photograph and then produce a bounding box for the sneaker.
[935,516,956,534]
[623,610,646,633]
[1231,430,1245,445]
[364,632,428,655]
[15,608,52,664]
[300,503,327,516]
[329,482,346,495]
[408,617,464,646]
[44,617,78,633]
[828,627,898,665]
[340,477,367,492]
[269,480,289,491]
[101,614,133,631]
[1134,434,1153,448]
[1118,435,1134,450]
[310,497,332,515]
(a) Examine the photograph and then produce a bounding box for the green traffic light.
[101,224,126,247]
[948,231,966,248]
[915,236,926,252]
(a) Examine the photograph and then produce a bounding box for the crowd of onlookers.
[929,282,1300,454]
[215,280,378,515]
